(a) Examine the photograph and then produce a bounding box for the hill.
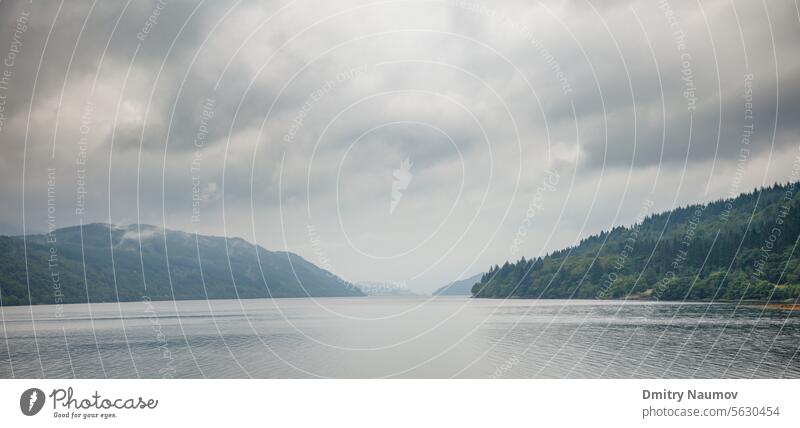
[472,182,800,301]
[0,223,364,306]
[433,273,484,296]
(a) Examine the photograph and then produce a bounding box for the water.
[1,297,798,378]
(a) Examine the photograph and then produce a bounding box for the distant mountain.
[356,281,419,296]
[0,223,363,306]
[433,273,483,296]
[473,182,800,302]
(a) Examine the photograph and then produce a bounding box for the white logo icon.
[28,390,38,412]
[390,158,413,215]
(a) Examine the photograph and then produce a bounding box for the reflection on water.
[1,297,798,378]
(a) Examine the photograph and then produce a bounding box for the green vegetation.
[472,182,800,302]
[0,223,363,306]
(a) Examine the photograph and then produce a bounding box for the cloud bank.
[1,0,798,291]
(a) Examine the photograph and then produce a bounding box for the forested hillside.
[0,223,363,306]
[473,182,800,301]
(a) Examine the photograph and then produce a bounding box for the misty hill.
[473,182,800,301]
[0,223,363,306]
[433,273,483,296]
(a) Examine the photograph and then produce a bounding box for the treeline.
[472,182,800,301]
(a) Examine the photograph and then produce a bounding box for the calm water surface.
[1,297,798,378]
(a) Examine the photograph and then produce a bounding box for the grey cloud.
[1,0,798,291]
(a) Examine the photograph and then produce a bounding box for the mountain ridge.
[0,223,364,306]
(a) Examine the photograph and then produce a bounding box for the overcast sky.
[1,0,798,292]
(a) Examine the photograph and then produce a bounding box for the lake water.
[1,297,798,378]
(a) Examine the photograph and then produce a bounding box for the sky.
[0,0,798,292]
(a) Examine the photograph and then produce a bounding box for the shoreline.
[469,295,800,310]
[2,295,799,311]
